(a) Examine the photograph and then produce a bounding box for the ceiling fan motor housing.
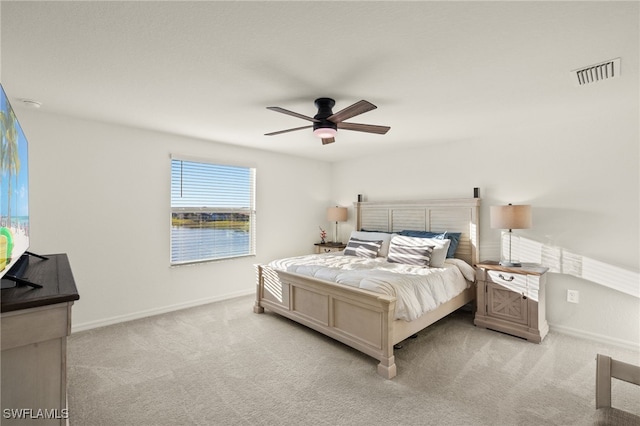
[313,98,338,131]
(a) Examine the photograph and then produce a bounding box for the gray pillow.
[344,237,383,258]
[387,238,435,266]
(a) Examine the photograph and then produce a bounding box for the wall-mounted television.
[0,83,33,288]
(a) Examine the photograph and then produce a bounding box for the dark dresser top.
[1,253,79,313]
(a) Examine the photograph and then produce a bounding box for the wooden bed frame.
[253,198,480,379]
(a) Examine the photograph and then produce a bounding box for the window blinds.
[170,158,256,265]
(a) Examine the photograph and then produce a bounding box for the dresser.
[474,261,549,343]
[1,254,79,425]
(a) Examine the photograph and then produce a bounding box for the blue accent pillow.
[399,230,461,258]
[399,230,443,239]
[442,232,461,258]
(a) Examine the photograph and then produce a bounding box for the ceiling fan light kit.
[265,97,390,145]
[313,127,337,139]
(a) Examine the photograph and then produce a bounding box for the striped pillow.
[344,238,383,258]
[387,236,435,266]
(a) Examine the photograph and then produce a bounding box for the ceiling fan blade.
[265,125,313,136]
[327,100,377,123]
[266,106,319,122]
[321,137,335,145]
[337,122,390,135]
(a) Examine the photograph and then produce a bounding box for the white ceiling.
[1,1,637,162]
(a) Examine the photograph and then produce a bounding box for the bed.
[253,197,480,379]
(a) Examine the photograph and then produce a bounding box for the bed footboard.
[255,264,398,379]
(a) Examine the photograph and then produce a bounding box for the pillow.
[399,230,461,258]
[349,231,394,257]
[399,230,444,239]
[442,232,461,258]
[392,235,450,267]
[387,236,435,266]
[344,237,383,258]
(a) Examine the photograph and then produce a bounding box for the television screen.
[0,84,30,281]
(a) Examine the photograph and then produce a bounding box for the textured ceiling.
[1,1,637,162]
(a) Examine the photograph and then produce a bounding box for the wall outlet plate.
[567,289,580,304]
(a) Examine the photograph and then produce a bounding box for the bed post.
[470,200,480,265]
[378,357,397,379]
[378,297,397,379]
[355,200,362,231]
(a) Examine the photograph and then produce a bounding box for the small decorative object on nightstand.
[319,226,327,244]
[474,261,549,343]
[314,242,346,254]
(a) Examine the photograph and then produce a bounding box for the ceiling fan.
[265,98,390,145]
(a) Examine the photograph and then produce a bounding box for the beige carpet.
[67,295,640,425]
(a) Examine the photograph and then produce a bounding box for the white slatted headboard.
[355,198,480,265]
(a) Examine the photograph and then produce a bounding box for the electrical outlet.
[567,289,580,304]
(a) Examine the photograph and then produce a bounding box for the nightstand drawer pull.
[498,274,515,282]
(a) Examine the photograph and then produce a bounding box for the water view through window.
[170,158,255,265]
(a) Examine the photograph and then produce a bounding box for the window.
[170,156,256,265]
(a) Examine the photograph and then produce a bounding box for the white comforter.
[268,253,476,321]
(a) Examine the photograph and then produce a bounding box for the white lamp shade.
[490,204,532,230]
[327,206,348,222]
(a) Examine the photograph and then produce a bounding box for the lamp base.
[499,260,522,267]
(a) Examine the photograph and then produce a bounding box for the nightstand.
[314,242,346,254]
[474,261,549,343]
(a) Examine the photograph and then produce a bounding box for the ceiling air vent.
[572,58,620,86]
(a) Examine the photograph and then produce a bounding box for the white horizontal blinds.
[170,158,256,265]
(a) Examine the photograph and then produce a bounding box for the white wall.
[18,110,332,330]
[331,102,639,349]
[14,82,640,349]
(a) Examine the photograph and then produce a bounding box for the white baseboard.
[71,289,255,333]
[549,323,640,352]
[71,291,640,353]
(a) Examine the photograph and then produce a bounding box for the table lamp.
[490,203,532,267]
[327,206,348,244]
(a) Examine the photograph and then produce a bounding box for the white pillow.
[349,231,395,257]
[389,235,450,267]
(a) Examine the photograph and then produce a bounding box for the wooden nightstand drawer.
[314,243,346,254]
[485,270,541,301]
[486,270,527,292]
